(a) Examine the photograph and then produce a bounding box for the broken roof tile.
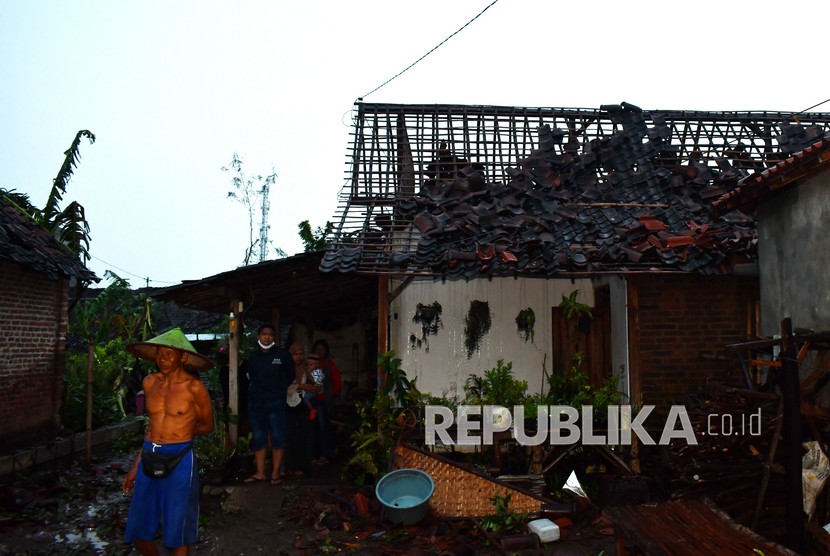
[640,215,666,231]
[324,102,830,276]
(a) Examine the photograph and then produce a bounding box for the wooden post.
[781,317,805,552]
[377,275,389,391]
[228,301,240,447]
[752,398,784,530]
[626,278,641,473]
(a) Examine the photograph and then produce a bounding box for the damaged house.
[137,102,830,551]
[318,102,830,551]
[321,101,830,414]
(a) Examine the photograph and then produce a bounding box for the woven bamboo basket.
[392,443,550,518]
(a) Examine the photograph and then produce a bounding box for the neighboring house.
[714,136,830,336]
[320,102,830,410]
[713,136,830,403]
[0,197,98,451]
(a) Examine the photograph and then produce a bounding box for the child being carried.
[304,354,325,421]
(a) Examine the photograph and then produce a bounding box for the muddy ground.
[0,449,616,555]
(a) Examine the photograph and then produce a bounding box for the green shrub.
[479,494,528,535]
[343,350,418,486]
[61,338,133,431]
[342,392,396,486]
[463,359,528,408]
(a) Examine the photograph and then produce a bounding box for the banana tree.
[1,129,95,267]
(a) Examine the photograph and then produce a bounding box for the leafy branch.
[298,219,334,252]
[1,130,95,265]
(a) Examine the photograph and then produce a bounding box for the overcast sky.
[2,1,828,287]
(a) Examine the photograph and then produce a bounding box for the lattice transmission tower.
[258,179,271,262]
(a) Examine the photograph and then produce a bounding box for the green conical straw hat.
[126,327,213,371]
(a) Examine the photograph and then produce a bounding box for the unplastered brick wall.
[0,262,68,450]
[632,274,759,410]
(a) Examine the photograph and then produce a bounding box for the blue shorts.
[124,440,199,548]
[248,406,286,451]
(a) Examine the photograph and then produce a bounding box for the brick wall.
[0,261,68,450]
[631,274,759,409]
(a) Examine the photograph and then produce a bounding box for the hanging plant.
[464,300,491,358]
[515,307,536,343]
[412,301,443,352]
[559,290,592,356]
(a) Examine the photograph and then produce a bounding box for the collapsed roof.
[322,102,830,277]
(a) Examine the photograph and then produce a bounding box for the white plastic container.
[527,518,560,543]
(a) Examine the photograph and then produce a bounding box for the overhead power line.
[360,0,500,100]
[799,96,830,113]
[89,254,178,286]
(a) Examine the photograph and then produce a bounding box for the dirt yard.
[0,450,616,555]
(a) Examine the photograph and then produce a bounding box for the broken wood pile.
[644,381,786,531]
[605,498,799,556]
[280,481,613,555]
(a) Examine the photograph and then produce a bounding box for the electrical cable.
[359,0,500,100]
[89,254,178,285]
[799,97,830,114]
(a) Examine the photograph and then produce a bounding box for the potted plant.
[464,300,492,358]
[515,307,536,343]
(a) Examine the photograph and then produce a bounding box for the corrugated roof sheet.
[152,252,376,325]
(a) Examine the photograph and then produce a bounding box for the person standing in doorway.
[242,324,294,485]
[122,327,214,556]
[283,342,314,477]
[310,339,341,465]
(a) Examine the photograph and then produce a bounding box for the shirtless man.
[122,327,214,556]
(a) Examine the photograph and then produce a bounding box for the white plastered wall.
[388,276,596,400]
[594,275,630,402]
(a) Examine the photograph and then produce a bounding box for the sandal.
[244,475,266,484]
[270,477,282,485]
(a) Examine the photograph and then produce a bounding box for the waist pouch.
[141,444,192,479]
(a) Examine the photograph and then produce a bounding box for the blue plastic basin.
[375,468,435,525]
